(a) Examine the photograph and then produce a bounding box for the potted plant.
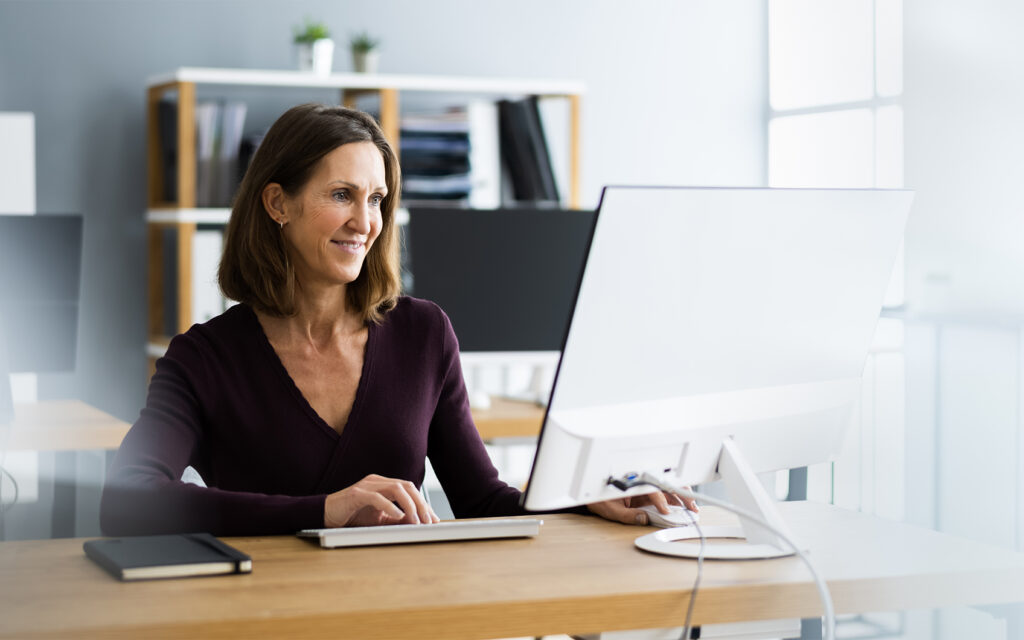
[294,19,334,75]
[350,31,380,74]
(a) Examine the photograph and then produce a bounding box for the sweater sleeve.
[99,331,326,536]
[425,311,528,518]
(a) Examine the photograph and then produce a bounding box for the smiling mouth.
[331,240,365,250]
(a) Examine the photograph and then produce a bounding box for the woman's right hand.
[324,474,440,528]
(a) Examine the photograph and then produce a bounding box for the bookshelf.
[145,67,584,369]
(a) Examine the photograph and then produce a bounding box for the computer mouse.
[638,504,700,528]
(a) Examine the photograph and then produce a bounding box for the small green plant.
[350,31,380,53]
[293,19,330,44]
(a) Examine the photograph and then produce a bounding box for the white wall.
[904,1,1024,317]
[369,1,768,205]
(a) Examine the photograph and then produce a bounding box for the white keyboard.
[298,518,543,548]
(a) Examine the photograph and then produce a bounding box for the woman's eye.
[370,194,384,206]
[333,191,349,202]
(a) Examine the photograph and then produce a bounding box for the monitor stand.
[633,439,799,560]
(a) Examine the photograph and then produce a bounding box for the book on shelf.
[83,533,252,581]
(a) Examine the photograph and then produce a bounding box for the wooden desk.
[471,397,545,440]
[5,398,526,451]
[2,502,1024,639]
[4,400,131,452]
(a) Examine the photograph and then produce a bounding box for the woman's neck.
[258,284,364,352]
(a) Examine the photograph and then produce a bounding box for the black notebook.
[83,533,252,581]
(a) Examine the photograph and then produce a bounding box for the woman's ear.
[262,183,288,227]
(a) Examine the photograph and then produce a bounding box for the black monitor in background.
[0,214,83,424]
[405,207,595,354]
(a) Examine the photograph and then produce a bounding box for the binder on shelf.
[191,228,225,325]
[525,96,560,204]
[161,227,178,337]
[535,98,569,206]
[194,101,220,208]
[215,101,247,208]
[157,98,178,203]
[497,99,538,202]
[497,97,561,206]
[467,100,501,209]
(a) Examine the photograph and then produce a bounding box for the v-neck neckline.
[245,304,377,441]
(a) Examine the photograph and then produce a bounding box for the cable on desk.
[677,498,704,640]
[609,472,836,640]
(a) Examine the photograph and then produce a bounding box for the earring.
[279,220,284,229]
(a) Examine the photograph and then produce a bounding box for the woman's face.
[280,141,387,290]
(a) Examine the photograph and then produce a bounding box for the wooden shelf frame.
[145,67,584,353]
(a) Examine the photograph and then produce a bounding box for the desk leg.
[979,603,1024,639]
[800,618,822,639]
[51,451,76,538]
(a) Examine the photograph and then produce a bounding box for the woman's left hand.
[585,489,698,526]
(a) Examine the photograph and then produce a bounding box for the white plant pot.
[352,50,379,74]
[297,38,334,75]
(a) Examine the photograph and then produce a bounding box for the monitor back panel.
[0,214,83,373]
[406,207,595,353]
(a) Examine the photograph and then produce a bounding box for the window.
[769,0,903,191]
[768,0,905,519]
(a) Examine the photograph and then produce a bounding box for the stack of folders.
[400,108,474,204]
[399,103,502,209]
[83,533,252,581]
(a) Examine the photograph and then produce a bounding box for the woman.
[100,103,693,536]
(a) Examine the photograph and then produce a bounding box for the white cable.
[677,500,704,640]
[636,473,836,640]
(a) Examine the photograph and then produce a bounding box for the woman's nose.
[349,202,372,234]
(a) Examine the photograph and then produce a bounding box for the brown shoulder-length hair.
[218,103,402,324]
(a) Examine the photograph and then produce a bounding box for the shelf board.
[146,208,231,224]
[147,67,585,97]
[146,340,170,359]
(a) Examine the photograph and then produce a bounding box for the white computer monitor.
[522,186,913,559]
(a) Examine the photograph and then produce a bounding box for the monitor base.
[634,525,796,560]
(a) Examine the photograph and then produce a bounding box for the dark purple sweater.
[100,297,526,536]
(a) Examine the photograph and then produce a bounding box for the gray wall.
[0,0,768,423]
